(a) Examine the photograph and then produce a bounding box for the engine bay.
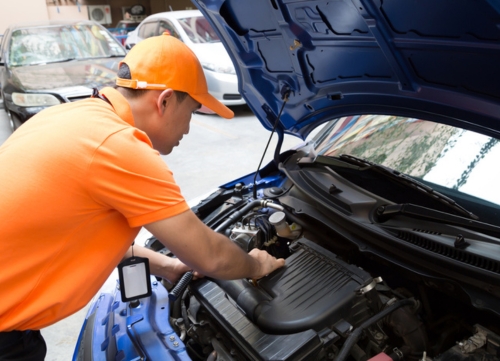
[156,171,500,361]
[76,149,500,361]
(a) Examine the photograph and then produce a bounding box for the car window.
[113,21,139,35]
[138,21,158,39]
[158,20,180,39]
[314,115,500,206]
[0,30,9,58]
[177,16,220,43]
[8,24,125,66]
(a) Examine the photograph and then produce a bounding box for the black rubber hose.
[214,200,283,234]
[273,127,284,168]
[334,299,416,361]
[170,291,182,319]
[385,303,429,357]
[181,287,191,330]
[169,271,193,302]
[213,279,271,322]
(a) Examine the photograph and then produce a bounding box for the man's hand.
[162,257,203,284]
[248,249,286,280]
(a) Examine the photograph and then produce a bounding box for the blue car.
[75,0,500,360]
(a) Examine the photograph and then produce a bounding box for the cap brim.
[192,93,234,119]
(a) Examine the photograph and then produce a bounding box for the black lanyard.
[91,88,111,105]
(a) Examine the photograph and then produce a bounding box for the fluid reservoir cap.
[269,211,286,225]
[263,187,284,198]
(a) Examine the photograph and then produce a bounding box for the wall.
[0,0,195,34]
[47,4,90,21]
[45,0,193,28]
[108,0,151,28]
[0,0,49,34]
[150,0,195,14]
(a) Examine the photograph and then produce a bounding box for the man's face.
[153,92,201,155]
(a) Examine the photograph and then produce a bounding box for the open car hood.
[194,0,500,139]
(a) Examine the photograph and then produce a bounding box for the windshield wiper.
[299,154,478,220]
[339,154,479,220]
[97,54,125,58]
[31,58,77,65]
[377,203,500,241]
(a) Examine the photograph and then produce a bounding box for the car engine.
[147,177,500,361]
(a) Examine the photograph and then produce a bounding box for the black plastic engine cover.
[254,238,374,333]
[194,237,374,337]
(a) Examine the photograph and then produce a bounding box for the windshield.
[177,16,220,44]
[8,24,126,67]
[314,115,500,206]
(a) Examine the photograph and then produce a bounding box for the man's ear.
[157,89,175,115]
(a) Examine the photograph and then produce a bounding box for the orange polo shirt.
[0,87,189,331]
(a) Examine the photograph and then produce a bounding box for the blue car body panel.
[73,278,190,361]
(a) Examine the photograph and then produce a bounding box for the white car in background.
[125,10,245,108]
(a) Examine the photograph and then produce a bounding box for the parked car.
[108,20,141,45]
[126,10,245,108]
[0,21,126,131]
[75,1,500,361]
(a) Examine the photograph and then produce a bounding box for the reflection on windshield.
[315,115,500,205]
[178,16,220,44]
[9,24,126,67]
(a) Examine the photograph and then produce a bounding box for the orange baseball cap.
[116,33,234,119]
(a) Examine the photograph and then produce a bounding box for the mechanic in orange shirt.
[0,34,285,360]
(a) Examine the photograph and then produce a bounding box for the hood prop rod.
[252,88,290,199]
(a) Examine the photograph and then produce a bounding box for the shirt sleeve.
[86,127,189,228]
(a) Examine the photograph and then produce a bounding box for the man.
[0,34,285,360]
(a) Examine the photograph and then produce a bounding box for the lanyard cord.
[91,88,111,104]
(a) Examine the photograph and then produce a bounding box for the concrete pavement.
[0,103,301,360]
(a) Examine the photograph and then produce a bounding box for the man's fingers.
[192,271,204,280]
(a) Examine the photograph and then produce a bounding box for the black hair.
[116,63,188,103]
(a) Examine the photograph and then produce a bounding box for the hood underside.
[194,0,500,139]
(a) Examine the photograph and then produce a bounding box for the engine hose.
[213,278,271,323]
[273,127,284,168]
[214,199,284,234]
[384,303,429,358]
[334,299,416,361]
[181,288,191,330]
[169,271,193,302]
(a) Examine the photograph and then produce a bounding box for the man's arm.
[123,245,193,283]
[144,210,285,280]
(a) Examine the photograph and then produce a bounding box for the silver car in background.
[125,10,245,108]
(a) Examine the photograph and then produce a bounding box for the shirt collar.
[100,87,135,127]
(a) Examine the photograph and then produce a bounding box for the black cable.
[252,96,289,199]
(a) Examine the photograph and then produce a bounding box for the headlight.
[12,93,61,107]
[201,62,236,75]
